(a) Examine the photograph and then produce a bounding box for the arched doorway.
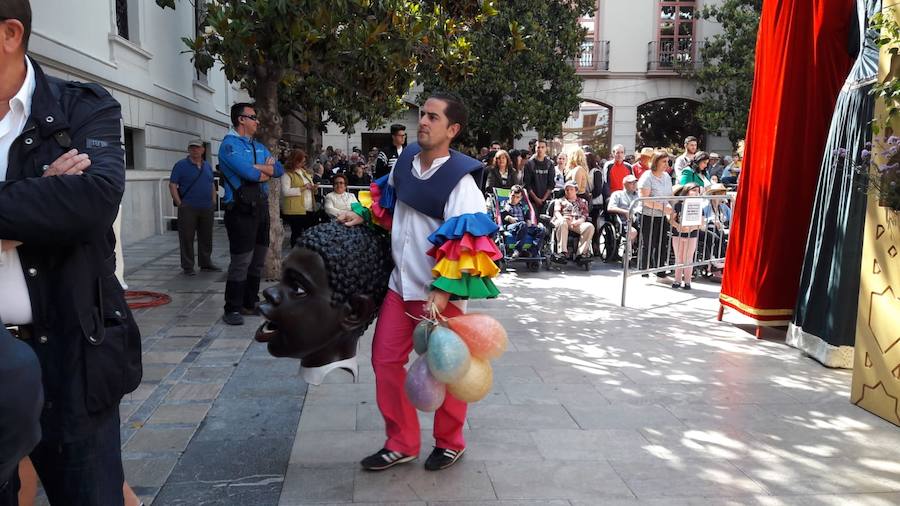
[635,98,705,150]
[554,100,612,157]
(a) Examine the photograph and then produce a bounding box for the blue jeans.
[507,222,545,252]
[30,410,124,506]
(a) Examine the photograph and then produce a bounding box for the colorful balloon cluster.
[405,314,508,411]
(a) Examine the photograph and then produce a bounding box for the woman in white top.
[324,173,359,218]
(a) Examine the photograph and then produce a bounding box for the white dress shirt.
[387,153,486,307]
[0,57,36,325]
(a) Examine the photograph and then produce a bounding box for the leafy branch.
[871,10,900,135]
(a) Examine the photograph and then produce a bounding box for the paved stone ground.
[119,228,308,505]
[278,262,900,504]
[37,223,900,505]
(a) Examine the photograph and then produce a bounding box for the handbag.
[221,174,262,215]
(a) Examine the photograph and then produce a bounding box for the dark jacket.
[523,157,555,200]
[374,144,403,180]
[0,58,142,442]
[484,166,522,193]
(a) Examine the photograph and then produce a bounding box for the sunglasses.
[240,114,259,121]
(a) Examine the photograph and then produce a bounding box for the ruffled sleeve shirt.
[387,153,485,306]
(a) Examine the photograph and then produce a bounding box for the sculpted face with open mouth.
[256,248,354,364]
[255,221,392,372]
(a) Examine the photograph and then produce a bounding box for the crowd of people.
[167,103,742,316]
[477,135,740,278]
[170,126,742,298]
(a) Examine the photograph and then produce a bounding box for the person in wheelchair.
[501,185,546,259]
[606,174,640,247]
[551,182,594,262]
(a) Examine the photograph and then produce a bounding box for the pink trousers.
[372,289,467,455]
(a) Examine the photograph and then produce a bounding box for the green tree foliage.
[156,0,491,277]
[872,10,900,134]
[681,0,762,148]
[635,99,705,150]
[417,0,596,147]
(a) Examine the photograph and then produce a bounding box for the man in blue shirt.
[169,139,219,275]
[218,103,284,325]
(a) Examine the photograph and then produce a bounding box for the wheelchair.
[488,188,548,273]
[541,198,593,272]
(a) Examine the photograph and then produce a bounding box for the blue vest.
[392,143,484,219]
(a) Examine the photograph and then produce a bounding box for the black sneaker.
[183,269,197,276]
[424,447,465,471]
[200,264,223,272]
[360,448,417,471]
[683,283,692,290]
[222,312,244,326]
[672,282,681,289]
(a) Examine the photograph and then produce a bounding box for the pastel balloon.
[447,357,493,403]
[404,356,445,411]
[426,326,471,384]
[446,313,508,360]
[413,320,434,355]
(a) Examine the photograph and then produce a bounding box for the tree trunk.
[303,106,319,161]
[254,66,285,281]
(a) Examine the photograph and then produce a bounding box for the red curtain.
[720,0,854,322]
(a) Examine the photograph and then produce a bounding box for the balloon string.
[430,302,450,323]
[404,304,450,323]
[405,311,427,321]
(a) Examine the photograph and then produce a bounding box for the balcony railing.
[575,40,610,72]
[647,41,704,72]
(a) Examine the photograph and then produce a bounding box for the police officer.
[0,1,142,503]
[218,103,284,325]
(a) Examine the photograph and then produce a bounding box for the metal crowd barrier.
[620,194,735,306]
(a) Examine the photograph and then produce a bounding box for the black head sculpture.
[256,221,392,377]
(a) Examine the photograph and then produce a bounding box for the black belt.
[5,324,34,340]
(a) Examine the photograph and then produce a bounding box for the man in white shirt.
[0,2,141,504]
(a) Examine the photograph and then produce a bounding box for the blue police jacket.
[217,129,284,203]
